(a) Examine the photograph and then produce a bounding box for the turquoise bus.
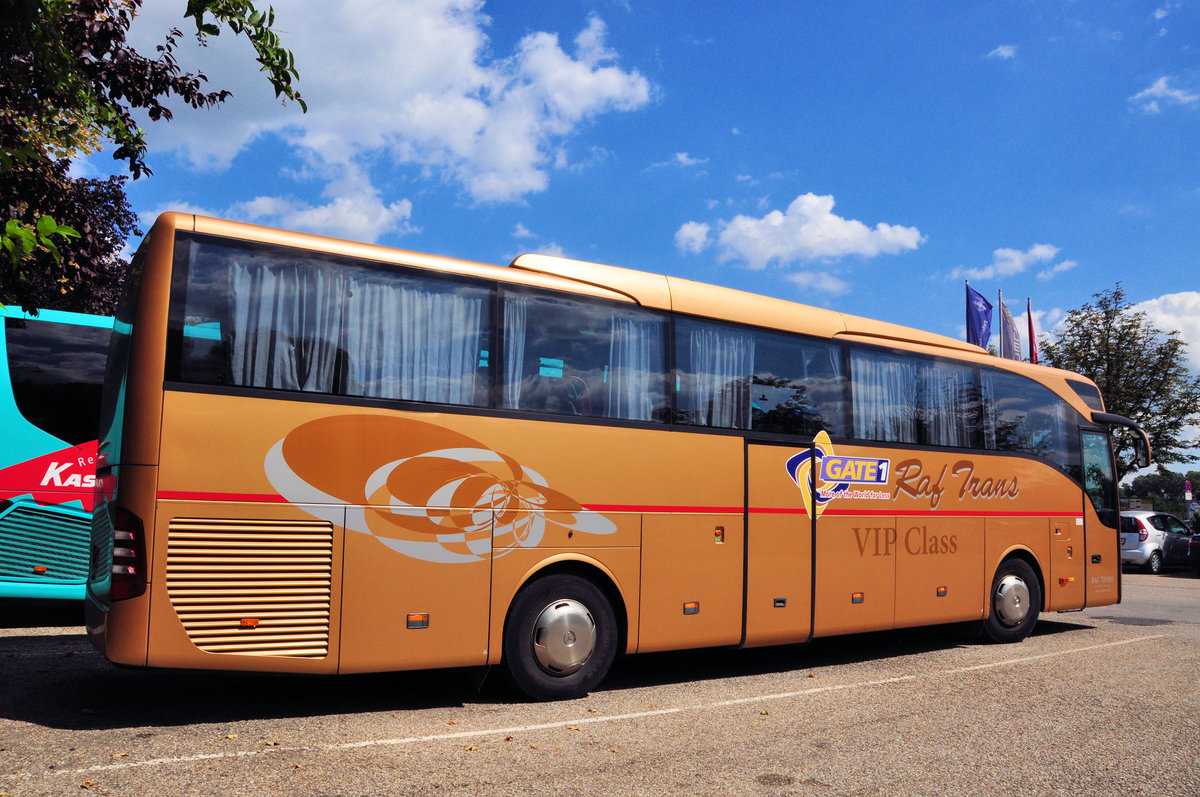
[0,306,112,600]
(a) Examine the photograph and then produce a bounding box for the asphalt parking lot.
[2,572,1198,796]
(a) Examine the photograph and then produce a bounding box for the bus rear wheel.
[503,574,617,701]
[982,558,1041,643]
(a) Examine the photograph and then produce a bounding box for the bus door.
[743,441,813,647]
[1079,429,1120,606]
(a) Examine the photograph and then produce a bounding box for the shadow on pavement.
[0,608,1096,732]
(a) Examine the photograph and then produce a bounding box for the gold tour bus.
[86,212,1150,700]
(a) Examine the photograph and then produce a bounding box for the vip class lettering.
[852,525,958,558]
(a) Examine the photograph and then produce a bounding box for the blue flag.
[966,283,992,347]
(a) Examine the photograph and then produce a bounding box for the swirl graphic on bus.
[264,415,616,564]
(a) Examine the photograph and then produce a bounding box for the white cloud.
[1036,259,1079,281]
[673,152,708,166]
[513,223,536,239]
[1131,76,1199,114]
[786,271,850,296]
[1134,291,1200,373]
[126,2,651,210]
[700,193,924,270]
[948,243,1061,280]
[674,221,712,254]
[988,45,1017,60]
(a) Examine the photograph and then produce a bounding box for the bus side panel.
[894,516,985,627]
[146,499,343,674]
[744,443,812,648]
[984,516,1051,610]
[813,515,897,637]
[1048,517,1086,611]
[638,512,744,654]
[340,519,492,673]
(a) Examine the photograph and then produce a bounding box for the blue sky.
[91,1,1199,379]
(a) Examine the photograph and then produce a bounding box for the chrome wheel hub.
[994,574,1031,627]
[531,599,596,676]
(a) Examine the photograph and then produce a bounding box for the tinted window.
[676,318,847,435]
[1068,379,1104,412]
[982,368,1080,478]
[501,289,668,422]
[5,317,111,445]
[171,235,491,407]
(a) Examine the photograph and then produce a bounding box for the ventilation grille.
[0,502,90,582]
[166,518,334,658]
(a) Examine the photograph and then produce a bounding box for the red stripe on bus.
[157,490,289,503]
[154,493,1082,521]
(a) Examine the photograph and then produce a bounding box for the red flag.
[1027,297,1038,364]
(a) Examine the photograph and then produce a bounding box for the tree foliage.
[1125,467,1200,517]
[1,0,303,313]
[1040,284,1200,481]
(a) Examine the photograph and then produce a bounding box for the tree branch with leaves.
[1,0,304,312]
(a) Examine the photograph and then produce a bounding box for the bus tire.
[503,574,617,701]
[982,558,1041,644]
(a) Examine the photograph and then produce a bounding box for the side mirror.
[1133,433,1151,470]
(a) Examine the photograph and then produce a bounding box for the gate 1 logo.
[784,431,891,519]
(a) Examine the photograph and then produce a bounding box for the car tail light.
[110,507,147,601]
[1136,520,1149,542]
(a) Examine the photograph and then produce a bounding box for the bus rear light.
[33,566,48,574]
[110,508,147,601]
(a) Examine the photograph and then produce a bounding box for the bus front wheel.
[982,558,1041,643]
[503,574,617,701]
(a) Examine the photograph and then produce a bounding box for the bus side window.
[501,290,667,422]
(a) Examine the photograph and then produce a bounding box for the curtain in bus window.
[850,348,919,443]
[342,278,483,404]
[605,313,665,422]
[502,294,528,410]
[230,263,346,392]
[921,362,979,448]
[683,324,755,429]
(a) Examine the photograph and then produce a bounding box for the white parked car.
[1120,510,1194,574]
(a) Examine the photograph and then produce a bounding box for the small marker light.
[33,566,48,574]
[1059,577,1075,586]
[714,526,725,544]
[240,618,260,628]
[936,586,948,598]
[683,602,700,615]
[407,613,430,629]
[851,592,865,605]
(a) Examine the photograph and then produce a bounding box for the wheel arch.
[504,555,630,660]
[990,546,1046,613]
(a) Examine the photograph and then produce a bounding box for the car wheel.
[982,558,1041,644]
[503,574,617,701]
[1144,551,1163,574]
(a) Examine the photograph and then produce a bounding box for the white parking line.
[34,633,1168,779]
